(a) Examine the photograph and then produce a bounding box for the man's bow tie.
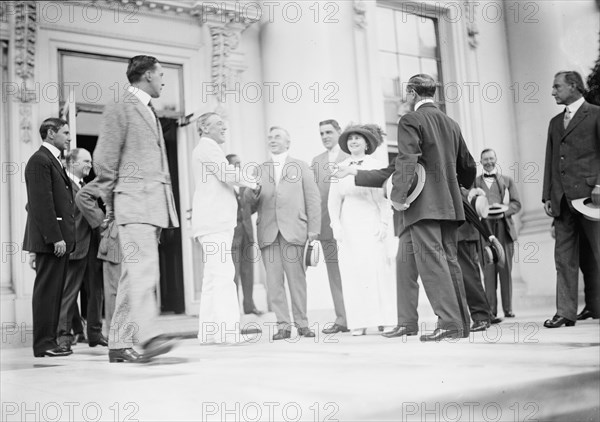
[349,160,364,166]
[483,173,496,179]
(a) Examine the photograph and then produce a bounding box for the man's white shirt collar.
[415,98,435,110]
[42,142,63,166]
[127,85,155,120]
[66,170,82,186]
[271,151,288,163]
[327,144,340,162]
[566,96,585,116]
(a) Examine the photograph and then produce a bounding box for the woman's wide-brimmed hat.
[338,124,384,155]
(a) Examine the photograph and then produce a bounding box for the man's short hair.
[555,71,586,94]
[196,112,219,136]
[319,119,341,132]
[126,55,159,84]
[480,148,496,158]
[39,117,68,140]
[269,126,290,140]
[225,154,238,164]
[407,74,437,97]
[65,148,82,165]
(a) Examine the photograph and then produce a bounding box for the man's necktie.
[483,173,496,179]
[148,101,162,146]
[349,160,364,166]
[79,180,85,188]
[563,107,572,129]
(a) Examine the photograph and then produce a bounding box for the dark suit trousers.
[57,257,88,345]
[321,239,347,327]
[84,230,104,340]
[232,230,256,313]
[396,220,470,333]
[458,240,492,323]
[32,252,69,355]
[580,232,600,314]
[555,197,600,321]
[483,218,514,316]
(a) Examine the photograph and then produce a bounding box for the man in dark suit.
[23,118,75,357]
[336,74,476,341]
[94,55,180,362]
[543,70,600,328]
[474,149,521,319]
[310,119,350,334]
[226,153,262,316]
[245,126,321,340]
[57,148,107,350]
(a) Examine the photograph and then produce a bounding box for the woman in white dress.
[328,124,396,336]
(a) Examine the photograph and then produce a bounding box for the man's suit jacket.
[391,102,476,229]
[93,90,179,228]
[311,149,349,240]
[543,100,600,216]
[245,156,321,248]
[474,174,521,242]
[76,179,122,264]
[233,187,255,245]
[69,180,92,260]
[23,147,76,253]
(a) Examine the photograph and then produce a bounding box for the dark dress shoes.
[272,329,291,340]
[108,348,140,363]
[298,327,316,338]
[70,333,87,346]
[89,335,108,348]
[420,328,466,342]
[244,308,264,316]
[470,320,491,332]
[381,326,418,338]
[504,312,515,318]
[321,324,349,334]
[577,308,599,320]
[34,346,73,357]
[543,315,575,328]
[138,335,179,363]
[491,317,503,324]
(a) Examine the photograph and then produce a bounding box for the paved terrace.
[1,302,599,422]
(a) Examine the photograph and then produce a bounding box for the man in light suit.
[57,148,107,350]
[191,113,257,344]
[226,154,263,316]
[23,118,75,357]
[76,179,123,341]
[543,70,600,328]
[93,55,180,362]
[245,127,321,340]
[336,75,476,341]
[310,119,349,334]
[474,149,521,319]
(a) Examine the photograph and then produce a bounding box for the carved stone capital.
[465,0,479,49]
[354,0,367,29]
[19,103,32,144]
[14,1,37,81]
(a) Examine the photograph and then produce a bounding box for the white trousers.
[196,230,241,343]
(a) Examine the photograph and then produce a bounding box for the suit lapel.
[126,92,159,136]
[562,102,589,139]
[40,146,70,185]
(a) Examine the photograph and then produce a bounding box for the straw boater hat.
[572,197,600,221]
[302,239,322,271]
[384,163,426,206]
[338,124,384,155]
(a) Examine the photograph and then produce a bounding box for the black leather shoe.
[298,327,316,338]
[322,324,349,334]
[381,326,418,338]
[272,329,291,340]
[34,346,73,357]
[470,320,491,332]
[491,317,503,324]
[420,328,466,342]
[544,315,575,328]
[504,312,515,318]
[89,335,108,347]
[138,335,179,362]
[108,348,140,363]
[244,308,264,316]
[577,308,599,320]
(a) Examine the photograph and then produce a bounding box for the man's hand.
[308,232,319,242]
[468,187,486,202]
[392,201,409,211]
[332,165,357,179]
[53,240,67,257]
[544,201,553,218]
[592,185,600,206]
[29,253,36,270]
